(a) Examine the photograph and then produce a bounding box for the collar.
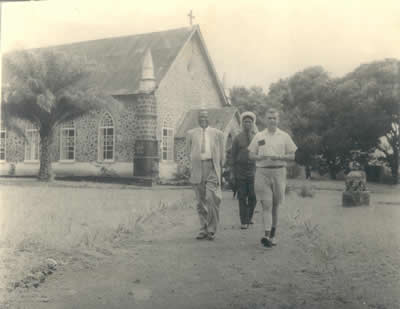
[262,128,282,136]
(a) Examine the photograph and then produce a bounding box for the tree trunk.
[305,165,311,179]
[391,147,399,184]
[38,134,53,181]
[328,164,337,180]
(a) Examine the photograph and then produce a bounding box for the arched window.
[162,114,174,161]
[25,123,40,162]
[60,121,75,161]
[0,123,6,162]
[98,113,115,161]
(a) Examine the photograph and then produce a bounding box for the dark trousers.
[237,177,257,225]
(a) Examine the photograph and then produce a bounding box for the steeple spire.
[139,48,156,93]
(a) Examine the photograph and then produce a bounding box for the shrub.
[8,163,16,176]
[99,166,118,177]
[298,183,315,198]
[174,165,190,181]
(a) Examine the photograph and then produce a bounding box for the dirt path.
[4,188,400,309]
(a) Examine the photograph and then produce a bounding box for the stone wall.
[175,138,189,171]
[5,120,26,163]
[135,93,157,141]
[1,95,138,177]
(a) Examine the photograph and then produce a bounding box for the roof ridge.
[23,26,193,51]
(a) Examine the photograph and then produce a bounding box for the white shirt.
[200,127,212,160]
[248,128,297,167]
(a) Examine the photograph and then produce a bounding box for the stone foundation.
[342,191,370,207]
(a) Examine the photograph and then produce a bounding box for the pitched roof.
[3,26,230,104]
[3,27,192,95]
[61,27,194,95]
[175,107,239,138]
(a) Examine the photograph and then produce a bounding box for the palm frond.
[1,116,26,140]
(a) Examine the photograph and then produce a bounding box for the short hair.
[198,110,209,118]
[266,108,280,116]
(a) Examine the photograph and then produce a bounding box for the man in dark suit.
[231,111,257,229]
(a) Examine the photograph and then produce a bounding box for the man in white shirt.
[186,110,225,240]
[248,108,297,247]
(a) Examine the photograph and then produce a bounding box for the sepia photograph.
[0,0,399,308]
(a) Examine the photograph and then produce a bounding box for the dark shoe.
[249,221,254,225]
[207,232,215,241]
[196,232,208,240]
[261,237,273,248]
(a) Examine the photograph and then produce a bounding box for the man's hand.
[250,152,281,161]
[262,154,295,161]
[266,155,281,161]
[257,155,279,161]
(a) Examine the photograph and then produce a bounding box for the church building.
[0,25,240,181]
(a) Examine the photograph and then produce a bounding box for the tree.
[268,67,335,177]
[230,86,270,129]
[339,59,400,183]
[267,64,398,180]
[2,49,107,181]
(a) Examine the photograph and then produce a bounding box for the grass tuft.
[298,183,316,198]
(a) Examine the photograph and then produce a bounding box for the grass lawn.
[0,178,399,308]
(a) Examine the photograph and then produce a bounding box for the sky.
[1,0,400,90]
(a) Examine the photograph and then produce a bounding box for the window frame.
[98,113,115,162]
[24,125,40,163]
[161,127,174,162]
[59,121,76,162]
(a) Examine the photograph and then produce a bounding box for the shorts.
[254,167,286,206]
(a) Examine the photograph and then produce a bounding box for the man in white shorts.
[248,108,297,247]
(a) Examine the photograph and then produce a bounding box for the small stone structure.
[342,170,370,207]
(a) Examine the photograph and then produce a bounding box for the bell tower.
[133,48,159,186]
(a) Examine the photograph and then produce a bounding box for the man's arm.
[279,133,297,161]
[186,130,192,156]
[248,151,258,160]
[266,153,295,161]
[219,131,225,167]
[266,133,297,161]
[249,151,269,161]
[231,135,239,165]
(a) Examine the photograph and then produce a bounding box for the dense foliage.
[230,60,400,183]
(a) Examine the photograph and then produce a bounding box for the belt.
[260,166,284,169]
[201,159,213,162]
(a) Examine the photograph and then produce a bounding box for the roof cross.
[187,10,195,26]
